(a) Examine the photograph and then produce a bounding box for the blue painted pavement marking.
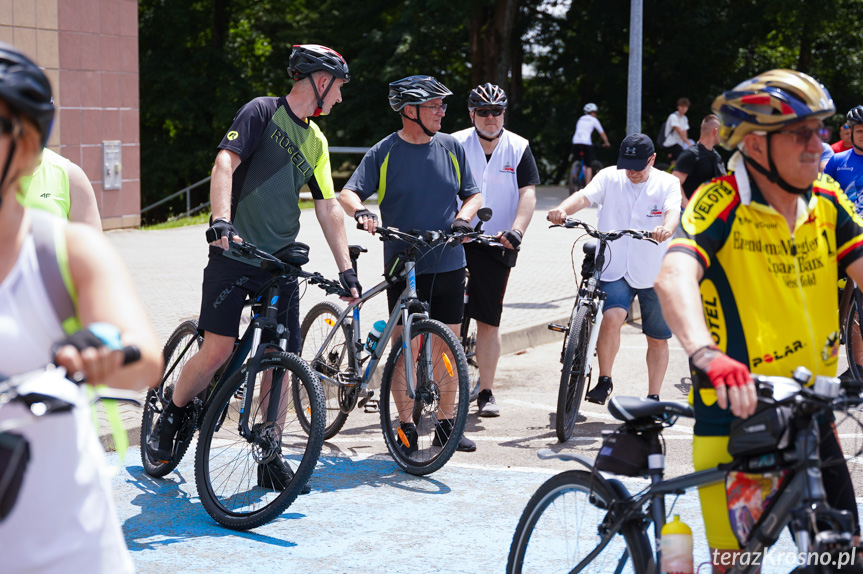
[110,447,822,573]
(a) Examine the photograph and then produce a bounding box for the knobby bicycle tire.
[379,319,469,475]
[194,352,325,530]
[297,301,351,439]
[845,289,863,384]
[568,160,584,195]
[460,315,482,402]
[557,306,591,442]
[141,319,203,477]
[507,470,651,574]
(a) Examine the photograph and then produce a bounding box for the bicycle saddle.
[273,242,310,266]
[582,240,596,257]
[608,396,693,422]
[348,245,368,260]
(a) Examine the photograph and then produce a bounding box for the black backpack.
[655,120,668,151]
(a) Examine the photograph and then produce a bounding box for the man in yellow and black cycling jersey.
[655,69,863,571]
[147,45,360,492]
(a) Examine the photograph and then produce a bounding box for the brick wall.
[0,0,140,229]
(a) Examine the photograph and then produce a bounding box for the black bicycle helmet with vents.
[468,83,507,110]
[847,105,863,127]
[288,44,350,82]
[0,42,53,147]
[388,75,453,112]
[288,44,349,117]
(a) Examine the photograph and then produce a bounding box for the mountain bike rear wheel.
[380,319,469,475]
[557,306,591,442]
[141,319,203,477]
[194,352,324,530]
[507,470,651,574]
[297,301,351,439]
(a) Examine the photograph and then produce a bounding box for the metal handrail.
[141,146,368,220]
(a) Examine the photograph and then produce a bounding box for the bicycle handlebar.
[356,222,514,252]
[226,240,350,298]
[549,217,658,244]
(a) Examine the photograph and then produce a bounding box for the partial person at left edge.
[0,42,162,573]
[17,146,102,230]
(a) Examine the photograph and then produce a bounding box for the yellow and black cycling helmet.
[712,69,834,151]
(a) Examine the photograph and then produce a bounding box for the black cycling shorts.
[386,267,466,326]
[198,247,301,352]
[571,143,594,165]
[464,242,513,327]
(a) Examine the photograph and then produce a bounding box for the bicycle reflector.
[442,353,454,377]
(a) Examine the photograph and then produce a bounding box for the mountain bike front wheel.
[194,352,325,530]
[380,319,469,475]
[296,301,351,439]
[557,306,591,442]
[507,470,652,574]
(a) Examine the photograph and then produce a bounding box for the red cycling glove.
[689,345,751,390]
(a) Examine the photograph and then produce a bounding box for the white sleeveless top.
[452,128,529,236]
[0,232,134,573]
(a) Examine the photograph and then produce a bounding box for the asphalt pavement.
[101,185,859,573]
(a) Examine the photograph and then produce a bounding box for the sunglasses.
[775,126,821,145]
[475,109,503,117]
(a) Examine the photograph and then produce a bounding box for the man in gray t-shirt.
[340,75,481,453]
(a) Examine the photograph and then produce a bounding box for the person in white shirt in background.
[571,102,610,185]
[548,133,681,403]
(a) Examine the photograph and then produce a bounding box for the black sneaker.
[585,376,614,405]
[146,402,184,464]
[432,419,476,452]
[256,456,311,494]
[647,394,660,401]
[396,422,418,457]
[477,389,500,417]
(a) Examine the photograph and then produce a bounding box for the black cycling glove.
[354,209,378,224]
[52,323,122,356]
[501,229,523,249]
[339,269,362,296]
[451,218,473,234]
[205,219,237,244]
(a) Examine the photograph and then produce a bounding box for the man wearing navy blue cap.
[549,133,681,403]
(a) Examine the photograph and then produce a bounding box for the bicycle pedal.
[363,399,379,414]
[357,390,375,408]
[547,323,568,333]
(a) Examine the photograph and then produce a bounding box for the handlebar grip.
[356,222,365,230]
[205,227,218,243]
[122,345,141,366]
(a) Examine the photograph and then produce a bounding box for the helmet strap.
[308,74,336,117]
[402,106,436,137]
[743,135,811,195]
[0,137,18,208]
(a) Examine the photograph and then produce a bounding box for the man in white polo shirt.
[548,133,681,403]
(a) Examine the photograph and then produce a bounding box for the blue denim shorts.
[598,278,672,340]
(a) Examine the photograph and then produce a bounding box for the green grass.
[141,199,315,230]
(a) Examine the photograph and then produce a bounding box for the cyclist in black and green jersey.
[147,45,360,489]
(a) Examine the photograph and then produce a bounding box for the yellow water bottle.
[660,515,693,574]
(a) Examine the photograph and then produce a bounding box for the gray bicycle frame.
[545,405,840,574]
[310,258,429,399]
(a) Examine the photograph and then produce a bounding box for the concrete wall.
[0,0,141,229]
